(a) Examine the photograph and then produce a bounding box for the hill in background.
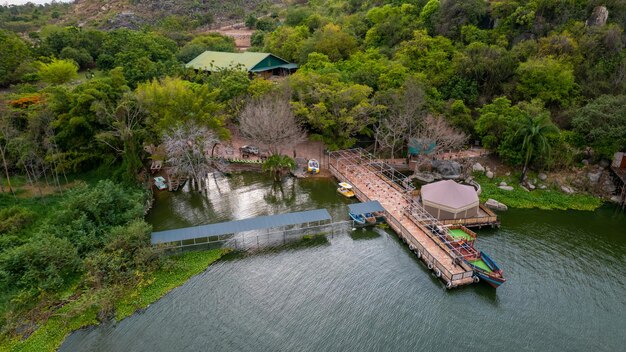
[1,0,282,33]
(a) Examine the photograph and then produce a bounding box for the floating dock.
[329,149,475,288]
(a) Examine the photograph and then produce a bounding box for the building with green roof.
[185,51,298,77]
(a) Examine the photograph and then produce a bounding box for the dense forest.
[1,0,626,349]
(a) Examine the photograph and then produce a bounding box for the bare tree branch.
[409,114,468,157]
[239,93,306,156]
[162,122,218,191]
[374,81,427,158]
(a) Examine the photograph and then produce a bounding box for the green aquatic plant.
[475,174,602,211]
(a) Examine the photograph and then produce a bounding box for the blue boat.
[349,212,366,226]
[466,251,506,288]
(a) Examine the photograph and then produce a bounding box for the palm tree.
[516,113,559,183]
[262,154,296,181]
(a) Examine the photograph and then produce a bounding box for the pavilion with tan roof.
[420,180,480,220]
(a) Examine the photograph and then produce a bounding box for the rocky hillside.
[68,0,281,30]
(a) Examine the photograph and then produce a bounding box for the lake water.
[60,173,626,351]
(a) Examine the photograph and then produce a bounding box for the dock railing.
[404,199,478,263]
[328,155,474,285]
[330,148,416,194]
[330,149,478,263]
[384,213,473,283]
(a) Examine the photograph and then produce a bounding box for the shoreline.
[475,174,604,211]
[3,249,230,352]
[2,171,612,351]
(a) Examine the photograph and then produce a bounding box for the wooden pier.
[432,204,499,228]
[610,166,626,208]
[329,149,475,288]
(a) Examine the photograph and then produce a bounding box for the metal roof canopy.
[348,201,385,214]
[185,51,296,72]
[151,209,331,244]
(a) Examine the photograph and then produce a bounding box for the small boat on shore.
[307,159,320,174]
[337,182,355,198]
[154,176,167,190]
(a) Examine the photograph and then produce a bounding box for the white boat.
[337,182,355,198]
[307,159,320,174]
[154,176,167,190]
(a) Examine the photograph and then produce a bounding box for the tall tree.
[0,29,32,87]
[289,68,384,150]
[516,113,559,182]
[374,81,427,158]
[136,77,227,137]
[408,115,468,159]
[0,112,17,198]
[516,57,577,106]
[572,95,626,160]
[95,92,147,183]
[162,122,218,192]
[262,154,296,182]
[300,23,357,62]
[239,93,306,156]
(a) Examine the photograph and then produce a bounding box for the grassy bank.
[2,249,229,352]
[115,249,229,320]
[476,175,603,211]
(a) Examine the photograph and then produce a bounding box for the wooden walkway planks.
[329,149,474,287]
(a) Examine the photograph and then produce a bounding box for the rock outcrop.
[588,171,602,184]
[485,199,508,211]
[431,160,461,179]
[586,6,609,27]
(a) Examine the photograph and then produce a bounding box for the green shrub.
[38,58,79,85]
[46,180,144,254]
[84,220,159,288]
[0,206,35,235]
[0,234,80,296]
[476,174,602,211]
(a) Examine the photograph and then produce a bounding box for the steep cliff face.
[68,0,279,29]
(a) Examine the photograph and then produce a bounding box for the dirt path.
[205,21,255,51]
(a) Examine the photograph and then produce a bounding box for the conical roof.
[421,180,479,211]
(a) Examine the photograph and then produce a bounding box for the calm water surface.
[61,173,626,351]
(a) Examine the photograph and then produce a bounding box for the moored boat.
[349,212,366,225]
[427,224,479,260]
[426,225,506,288]
[307,159,320,174]
[337,182,355,198]
[466,251,506,288]
[349,211,384,227]
[154,176,167,190]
